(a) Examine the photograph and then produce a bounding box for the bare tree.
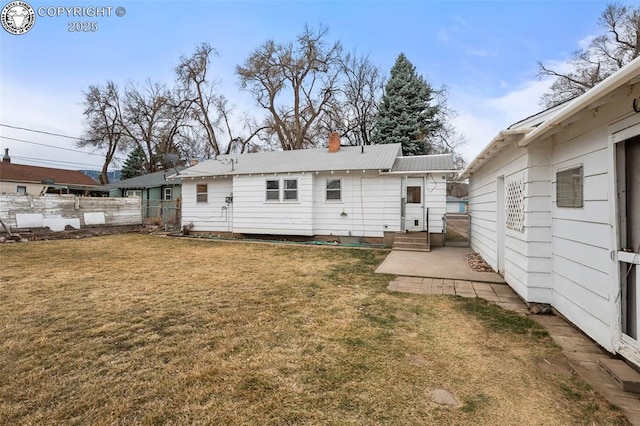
[430,86,467,169]
[120,80,193,173]
[79,81,125,184]
[176,42,265,157]
[538,3,640,107]
[318,51,384,146]
[236,25,343,150]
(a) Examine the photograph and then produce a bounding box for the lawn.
[0,234,625,425]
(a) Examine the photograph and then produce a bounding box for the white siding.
[312,172,401,238]
[468,140,553,302]
[181,177,233,232]
[232,173,313,235]
[425,173,447,233]
[550,124,614,347]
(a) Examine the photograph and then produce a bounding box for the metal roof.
[102,167,185,190]
[390,154,456,172]
[175,144,403,178]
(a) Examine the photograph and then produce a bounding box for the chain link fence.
[141,199,181,231]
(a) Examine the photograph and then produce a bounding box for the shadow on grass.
[454,297,548,339]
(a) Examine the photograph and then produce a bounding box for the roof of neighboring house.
[446,196,467,202]
[460,56,640,180]
[102,167,186,190]
[390,154,457,173]
[174,144,403,178]
[0,161,99,186]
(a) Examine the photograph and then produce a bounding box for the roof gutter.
[381,169,461,175]
[518,56,640,148]
[458,128,530,180]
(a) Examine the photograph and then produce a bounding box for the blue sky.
[0,0,614,172]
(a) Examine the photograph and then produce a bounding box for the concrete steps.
[599,358,640,393]
[393,232,430,252]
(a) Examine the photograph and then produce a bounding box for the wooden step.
[392,232,430,252]
[599,358,640,393]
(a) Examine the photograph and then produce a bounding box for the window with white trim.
[163,187,172,201]
[196,184,208,203]
[126,190,142,198]
[283,179,298,201]
[266,180,280,201]
[557,166,583,208]
[326,179,341,201]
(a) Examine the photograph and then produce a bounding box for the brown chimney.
[328,132,340,153]
[2,148,10,163]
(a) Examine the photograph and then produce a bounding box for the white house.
[461,57,640,367]
[174,135,457,245]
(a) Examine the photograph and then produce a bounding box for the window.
[283,179,298,201]
[326,179,341,201]
[163,187,172,201]
[196,184,208,203]
[407,186,421,203]
[126,190,142,198]
[557,166,583,208]
[266,180,280,201]
[17,186,26,194]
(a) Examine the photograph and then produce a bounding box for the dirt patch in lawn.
[0,235,626,425]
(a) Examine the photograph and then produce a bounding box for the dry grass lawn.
[0,234,627,425]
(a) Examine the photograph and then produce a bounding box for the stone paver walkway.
[387,276,529,315]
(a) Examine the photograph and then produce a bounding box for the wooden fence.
[0,194,142,233]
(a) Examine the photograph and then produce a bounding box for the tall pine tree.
[120,145,146,180]
[374,54,441,156]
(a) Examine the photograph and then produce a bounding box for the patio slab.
[376,246,505,283]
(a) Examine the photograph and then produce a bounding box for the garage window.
[557,166,583,208]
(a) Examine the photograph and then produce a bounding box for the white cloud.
[578,34,596,50]
[464,48,498,58]
[449,77,554,163]
[437,29,450,43]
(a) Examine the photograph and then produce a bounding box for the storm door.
[617,133,640,353]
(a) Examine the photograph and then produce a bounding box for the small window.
[283,179,298,201]
[126,190,142,198]
[163,187,172,201]
[326,179,341,201]
[407,186,421,204]
[557,166,583,208]
[196,184,208,203]
[266,180,280,201]
[17,185,26,194]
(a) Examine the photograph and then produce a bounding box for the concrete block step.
[393,241,427,248]
[393,246,430,252]
[599,358,640,393]
[394,237,428,243]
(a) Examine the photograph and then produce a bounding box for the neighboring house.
[0,149,99,195]
[102,167,184,200]
[460,57,640,367]
[174,135,457,244]
[446,196,468,213]
[102,167,184,227]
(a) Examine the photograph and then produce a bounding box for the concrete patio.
[376,245,505,283]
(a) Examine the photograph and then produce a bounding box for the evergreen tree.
[374,53,441,156]
[120,145,146,180]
